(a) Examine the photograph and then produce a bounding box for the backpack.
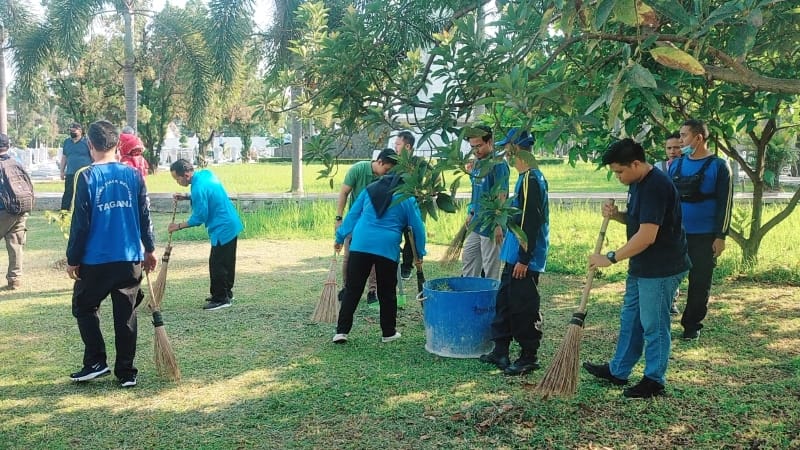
[671,156,716,203]
[0,155,35,214]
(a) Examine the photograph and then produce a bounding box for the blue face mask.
[681,145,694,155]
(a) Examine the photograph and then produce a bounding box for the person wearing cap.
[332,173,426,344]
[168,159,243,311]
[334,148,399,305]
[393,131,420,281]
[462,125,510,280]
[60,122,92,211]
[479,128,550,375]
[0,133,32,290]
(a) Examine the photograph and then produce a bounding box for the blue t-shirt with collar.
[469,155,510,237]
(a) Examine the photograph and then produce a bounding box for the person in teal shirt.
[333,174,426,344]
[168,159,243,311]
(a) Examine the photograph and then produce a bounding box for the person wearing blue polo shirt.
[60,122,92,211]
[461,125,509,280]
[479,129,549,376]
[168,159,243,311]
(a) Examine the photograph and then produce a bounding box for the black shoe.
[206,295,235,303]
[204,298,231,311]
[479,351,510,370]
[670,302,679,315]
[682,329,700,340]
[367,291,378,304]
[70,362,110,382]
[504,356,540,376]
[400,267,412,281]
[582,362,628,386]
[119,376,137,388]
[623,377,665,398]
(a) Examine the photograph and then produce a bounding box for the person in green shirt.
[335,149,398,304]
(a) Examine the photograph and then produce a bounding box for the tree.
[286,0,799,265]
[0,0,33,134]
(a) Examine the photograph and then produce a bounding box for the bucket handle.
[416,292,426,304]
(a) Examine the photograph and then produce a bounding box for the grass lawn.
[1,213,798,449]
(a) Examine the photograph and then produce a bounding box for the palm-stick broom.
[534,199,614,398]
[311,251,339,323]
[406,227,426,295]
[145,271,181,381]
[151,198,179,309]
[440,223,468,265]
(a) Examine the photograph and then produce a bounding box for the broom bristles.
[150,245,172,309]
[440,224,468,264]
[153,324,181,381]
[533,324,584,398]
[311,256,339,323]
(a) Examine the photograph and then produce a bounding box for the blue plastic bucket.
[422,277,499,358]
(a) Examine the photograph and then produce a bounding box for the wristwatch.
[335,215,343,221]
[606,251,617,264]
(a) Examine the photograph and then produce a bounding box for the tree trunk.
[0,28,7,135]
[290,86,304,194]
[122,7,137,130]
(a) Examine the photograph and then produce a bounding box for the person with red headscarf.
[117,133,149,179]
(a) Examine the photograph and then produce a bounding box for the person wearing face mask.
[60,123,93,211]
[669,119,733,340]
[461,125,510,280]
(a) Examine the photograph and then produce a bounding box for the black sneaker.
[623,377,665,398]
[400,268,412,281]
[682,329,700,340]
[367,291,378,304]
[70,362,111,382]
[504,356,540,376]
[479,351,510,370]
[206,295,235,303]
[204,299,231,311]
[582,362,628,386]
[119,376,137,388]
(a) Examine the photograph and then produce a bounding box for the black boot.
[504,350,540,376]
[479,341,511,370]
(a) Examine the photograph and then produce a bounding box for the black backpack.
[0,155,35,214]
[671,156,716,203]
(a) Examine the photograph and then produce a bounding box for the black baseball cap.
[69,122,82,130]
[0,134,9,149]
[376,148,399,163]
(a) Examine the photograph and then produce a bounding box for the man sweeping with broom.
[583,138,690,398]
[67,120,157,388]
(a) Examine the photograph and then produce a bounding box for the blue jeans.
[609,271,688,386]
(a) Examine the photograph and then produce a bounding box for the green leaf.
[727,24,757,59]
[628,63,658,89]
[507,222,528,252]
[650,47,706,75]
[594,0,617,29]
[613,0,637,26]
[647,0,690,26]
[435,193,457,213]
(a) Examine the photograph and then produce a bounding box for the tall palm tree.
[0,0,32,134]
[14,0,253,131]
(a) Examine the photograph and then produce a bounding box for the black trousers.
[210,237,238,300]
[61,174,76,211]
[489,263,542,356]
[337,251,398,337]
[400,229,413,272]
[72,262,144,379]
[681,233,717,333]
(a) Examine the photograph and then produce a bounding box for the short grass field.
[1,204,798,449]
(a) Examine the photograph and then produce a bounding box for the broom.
[440,223,467,264]
[151,198,179,308]
[145,271,181,381]
[311,251,339,323]
[406,227,426,295]
[534,199,614,398]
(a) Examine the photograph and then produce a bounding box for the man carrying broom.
[584,138,690,398]
[67,120,157,388]
[479,129,550,376]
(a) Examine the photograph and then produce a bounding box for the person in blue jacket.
[66,120,157,388]
[168,159,243,311]
[333,174,426,344]
[479,129,550,376]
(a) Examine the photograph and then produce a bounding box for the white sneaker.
[332,333,348,344]
[381,332,401,343]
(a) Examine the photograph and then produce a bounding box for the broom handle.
[144,270,157,311]
[576,199,615,314]
[167,198,178,247]
[406,227,421,269]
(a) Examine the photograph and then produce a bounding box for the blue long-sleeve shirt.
[469,156,510,236]
[336,190,426,262]
[499,168,549,272]
[66,162,155,266]
[187,170,243,246]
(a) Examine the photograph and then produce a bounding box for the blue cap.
[496,128,534,148]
